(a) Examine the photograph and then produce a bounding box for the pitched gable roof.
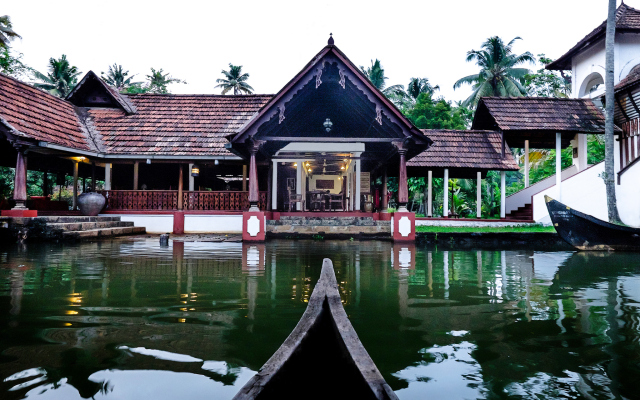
[66,71,137,114]
[547,3,640,70]
[408,130,519,171]
[0,73,90,150]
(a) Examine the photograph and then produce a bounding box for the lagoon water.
[1,239,639,399]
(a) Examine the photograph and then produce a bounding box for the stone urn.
[78,192,106,216]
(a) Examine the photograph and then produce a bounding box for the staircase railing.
[505,165,578,215]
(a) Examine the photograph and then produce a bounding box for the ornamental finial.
[328,33,334,45]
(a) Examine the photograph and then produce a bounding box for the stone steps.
[62,226,146,240]
[48,221,135,232]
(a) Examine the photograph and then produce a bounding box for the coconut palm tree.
[0,15,20,48]
[32,55,81,98]
[360,59,405,98]
[453,36,534,107]
[406,77,439,101]
[215,64,254,95]
[101,64,142,92]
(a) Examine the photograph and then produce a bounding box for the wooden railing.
[620,119,640,170]
[99,190,267,211]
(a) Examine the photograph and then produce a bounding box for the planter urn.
[78,192,106,216]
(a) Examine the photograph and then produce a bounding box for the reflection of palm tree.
[360,59,405,98]
[32,55,81,98]
[0,15,20,48]
[215,64,254,95]
[454,36,534,107]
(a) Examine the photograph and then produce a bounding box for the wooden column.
[178,164,184,210]
[397,147,408,212]
[242,164,247,192]
[524,139,530,188]
[133,161,139,190]
[381,168,389,212]
[500,171,506,219]
[72,161,79,210]
[188,163,195,192]
[427,170,432,217]
[248,141,260,211]
[443,168,449,217]
[104,163,112,190]
[556,132,562,201]
[476,171,482,218]
[91,162,96,191]
[12,149,28,210]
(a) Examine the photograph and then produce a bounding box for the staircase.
[39,216,145,240]
[505,203,533,221]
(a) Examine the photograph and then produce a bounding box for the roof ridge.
[124,93,275,97]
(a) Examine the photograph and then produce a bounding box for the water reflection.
[0,240,639,399]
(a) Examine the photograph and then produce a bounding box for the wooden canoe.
[233,258,398,400]
[545,195,640,251]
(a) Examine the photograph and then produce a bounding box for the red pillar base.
[392,211,415,242]
[1,210,38,217]
[173,211,185,234]
[243,211,266,241]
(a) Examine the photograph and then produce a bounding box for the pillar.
[355,155,361,211]
[188,163,195,191]
[177,164,184,210]
[248,142,259,212]
[242,164,247,192]
[397,149,408,212]
[427,170,433,217]
[12,150,28,210]
[272,160,278,210]
[477,171,482,218]
[72,160,79,210]
[133,161,139,190]
[524,139,530,188]
[574,134,588,171]
[500,171,506,219]
[556,132,562,201]
[443,168,449,217]
[382,168,388,211]
[296,159,302,211]
[104,163,112,190]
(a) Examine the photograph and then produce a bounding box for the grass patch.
[415,225,555,233]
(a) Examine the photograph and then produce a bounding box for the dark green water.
[1,239,639,400]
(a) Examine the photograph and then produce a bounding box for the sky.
[4,0,626,103]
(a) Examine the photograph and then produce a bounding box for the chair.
[329,192,344,211]
[288,192,304,212]
[310,192,325,211]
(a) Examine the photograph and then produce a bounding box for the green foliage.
[524,54,571,98]
[101,64,142,92]
[215,64,253,95]
[405,93,472,129]
[454,36,534,107]
[32,54,81,97]
[360,59,405,100]
[0,47,30,78]
[588,134,605,164]
[0,166,14,200]
[125,68,186,94]
[415,224,555,233]
[0,15,20,49]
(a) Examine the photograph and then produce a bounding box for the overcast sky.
[4,0,625,103]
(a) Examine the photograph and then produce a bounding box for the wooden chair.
[288,193,304,212]
[310,192,325,211]
[329,192,344,211]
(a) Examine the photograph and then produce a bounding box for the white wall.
[309,174,342,194]
[184,215,242,233]
[105,214,174,234]
[617,160,640,227]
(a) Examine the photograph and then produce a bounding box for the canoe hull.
[545,195,640,251]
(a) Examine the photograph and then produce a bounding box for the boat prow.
[233,258,398,400]
[545,195,640,251]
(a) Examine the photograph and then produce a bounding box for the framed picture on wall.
[316,179,334,189]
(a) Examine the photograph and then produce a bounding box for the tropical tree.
[604,0,622,223]
[31,55,81,98]
[145,68,186,94]
[406,77,439,101]
[524,54,571,98]
[405,94,472,130]
[101,64,142,92]
[0,15,20,49]
[360,59,405,98]
[453,36,534,107]
[215,64,254,95]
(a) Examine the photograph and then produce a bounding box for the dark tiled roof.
[89,94,272,156]
[408,130,519,171]
[0,73,90,150]
[67,70,137,114]
[472,97,610,133]
[547,3,640,70]
[615,63,640,93]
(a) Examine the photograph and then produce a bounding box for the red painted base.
[173,211,185,234]
[1,210,38,217]
[243,211,266,241]
[392,212,415,242]
[378,211,392,221]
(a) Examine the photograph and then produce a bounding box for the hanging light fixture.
[293,162,297,168]
[323,118,333,132]
[341,165,345,170]
[191,164,200,177]
[146,158,151,164]
[214,159,219,165]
